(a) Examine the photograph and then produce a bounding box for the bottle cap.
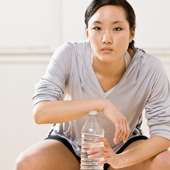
[89,110,97,115]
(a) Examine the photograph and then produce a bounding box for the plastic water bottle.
[81,111,105,170]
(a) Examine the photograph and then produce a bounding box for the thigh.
[15,139,80,170]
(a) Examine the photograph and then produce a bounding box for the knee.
[151,151,170,170]
[14,151,37,170]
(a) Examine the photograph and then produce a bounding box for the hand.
[102,99,130,144]
[87,137,122,169]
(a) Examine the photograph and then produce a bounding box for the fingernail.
[87,150,91,154]
[94,138,99,142]
[88,155,93,159]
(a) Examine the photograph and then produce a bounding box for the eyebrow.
[93,20,124,24]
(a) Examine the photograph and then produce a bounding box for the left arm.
[118,136,170,168]
[88,60,170,168]
[88,136,170,169]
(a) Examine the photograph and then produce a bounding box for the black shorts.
[45,134,148,170]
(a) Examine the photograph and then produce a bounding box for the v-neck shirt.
[33,41,170,156]
[90,51,131,98]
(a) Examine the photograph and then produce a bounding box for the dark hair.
[85,0,136,50]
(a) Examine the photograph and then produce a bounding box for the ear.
[129,29,135,43]
[85,27,89,40]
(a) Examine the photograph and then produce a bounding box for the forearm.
[120,136,170,168]
[33,98,106,124]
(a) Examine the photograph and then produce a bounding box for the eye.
[93,27,101,31]
[113,27,122,31]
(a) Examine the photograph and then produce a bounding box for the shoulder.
[52,41,91,60]
[135,49,168,88]
[129,48,166,86]
[135,48,162,71]
[67,41,91,57]
[57,41,90,53]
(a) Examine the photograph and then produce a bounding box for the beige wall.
[0,53,52,170]
[0,52,170,170]
[0,0,170,169]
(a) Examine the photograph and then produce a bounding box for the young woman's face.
[86,5,135,63]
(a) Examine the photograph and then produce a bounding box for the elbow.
[33,103,45,124]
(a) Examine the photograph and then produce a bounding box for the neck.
[92,55,126,78]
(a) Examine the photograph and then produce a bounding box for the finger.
[95,137,110,147]
[114,118,129,144]
[87,146,107,155]
[82,143,92,147]
[122,120,128,143]
[114,123,123,144]
[121,121,130,144]
[119,122,126,142]
[88,149,113,160]
[88,151,104,159]
[123,122,130,143]
[96,158,108,165]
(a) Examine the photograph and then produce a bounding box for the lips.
[101,47,113,52]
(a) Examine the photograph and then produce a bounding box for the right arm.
[33,98,130,144]
[33,98,104,124]
[33,42,130,143]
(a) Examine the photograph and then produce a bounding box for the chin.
[99,58,113,63]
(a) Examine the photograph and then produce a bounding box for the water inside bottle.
[81,133,104,170]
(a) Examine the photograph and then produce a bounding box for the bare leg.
[14,139,80,170]
[108,140,170,170]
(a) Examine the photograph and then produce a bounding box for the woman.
[15,0,170,170]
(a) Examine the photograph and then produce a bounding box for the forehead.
[89,5,127,24]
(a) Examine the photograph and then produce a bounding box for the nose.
[102,31,112,44]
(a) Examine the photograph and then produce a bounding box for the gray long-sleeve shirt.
[33,41,170,156]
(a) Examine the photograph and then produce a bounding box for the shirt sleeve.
[33,42,72,105]
[145,60,170,140]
